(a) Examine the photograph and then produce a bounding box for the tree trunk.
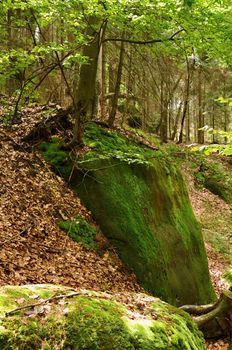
[178,59,191,143]
[71,18,105,146]
[197,68,204,144]
[98,39,106,121]
[171,101,182,141]
[123,45,134,125]
[108,32,125,128]
[160,79,168,143]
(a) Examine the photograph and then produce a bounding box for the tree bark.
[178,58,191,143]
[171,101,182,141]
[71,18,105,146]
[108,32,125,128]
[181,290,232,340]
[197,67,204,144]
[160,79,168,143]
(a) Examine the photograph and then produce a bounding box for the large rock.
[71,158,215,306]
[0,284,206,349]
[41,124,215,306]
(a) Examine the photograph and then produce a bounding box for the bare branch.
[103,28,185,45]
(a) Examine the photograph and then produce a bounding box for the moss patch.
[41,123,215,306]
[0,285,206,350]
[58,215,97,249]
[191,154,232,204]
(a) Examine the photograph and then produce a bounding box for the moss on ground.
[0,285,206,350]
[41,123,215,306]
[58,215,97,249]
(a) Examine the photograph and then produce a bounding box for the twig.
[0,225,32,246]
[5,291,112,316]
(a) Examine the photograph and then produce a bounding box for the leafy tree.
[1,0,232,144]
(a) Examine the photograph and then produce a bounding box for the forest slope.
[0,105,231,349]
[0,111,141,293]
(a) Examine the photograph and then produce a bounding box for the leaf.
[62,307,69,315]
[15,298,26,305]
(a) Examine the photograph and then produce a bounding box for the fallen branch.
[5,291,113,317]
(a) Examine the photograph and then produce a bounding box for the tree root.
[180,290,232,339]
[22,107,73,144]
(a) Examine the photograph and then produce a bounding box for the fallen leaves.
[0,105,142,296]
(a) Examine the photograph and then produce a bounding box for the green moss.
[0,285,65,314]
[41,123,215,306]
[40,138,72,180]
[223,269,232,288]
[58,215,97,249]
[0,285,206,350]
[70,158,215,305]
[81,123,165,166]
[204,177,232,203]
[189,153,232,204]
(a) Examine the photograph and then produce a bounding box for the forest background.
[0,0,232,145]
[0,1,232,349]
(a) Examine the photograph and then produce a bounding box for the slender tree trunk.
[124,45,134,124]
[108,32,125,128]
[7,9,19,95]
[178,59,191,143]
[197,68,204,144]
[99,40,106,120]
[185,103,190,142]
[171,101,182,141]
[160,78,168,143]
[223,74,228,144]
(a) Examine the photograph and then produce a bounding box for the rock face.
[41,124,215,306]
[0,285,206,349]
[71,158,215,306]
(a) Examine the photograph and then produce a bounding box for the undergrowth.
[40,123,170,175]
[58,215,97,249]
[164,144,232,205]
[81,123,166,166]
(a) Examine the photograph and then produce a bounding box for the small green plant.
[40,138,72,179]
[223,269,232,288]
[81,123,159,166]
[58,215,97,249]
[190,126,232,156]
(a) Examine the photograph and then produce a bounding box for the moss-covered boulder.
[0,284,206,349]
[193,156,232,204]
[204,177,232,204]
[41,124,215,306]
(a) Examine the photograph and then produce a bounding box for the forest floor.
[0,104,231,349]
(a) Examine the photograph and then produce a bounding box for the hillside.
[0,106,142,293]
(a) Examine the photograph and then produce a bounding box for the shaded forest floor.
[0,104,231,349]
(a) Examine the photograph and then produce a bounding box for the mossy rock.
[41,124,215,306]
[204,177,232,204]
[192,156,232,204]
[0,284,206,349]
